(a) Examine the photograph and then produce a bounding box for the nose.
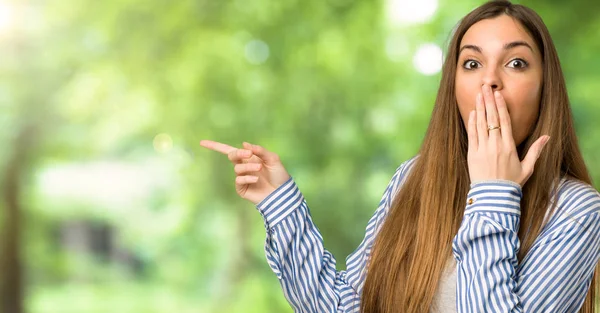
[482,68,503,91]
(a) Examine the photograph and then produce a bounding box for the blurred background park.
[0,0,599,312]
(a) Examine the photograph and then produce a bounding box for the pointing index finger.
[199,140,236,155]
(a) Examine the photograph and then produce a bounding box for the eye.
[507,58,529,69]
[462,59,481,70]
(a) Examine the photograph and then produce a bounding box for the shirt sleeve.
[255,158,414,313]
[452,180,600,312]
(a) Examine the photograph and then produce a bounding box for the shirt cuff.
[465,180,523,216]
[256,176,305,227]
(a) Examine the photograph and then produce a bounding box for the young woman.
[200,1,600,312]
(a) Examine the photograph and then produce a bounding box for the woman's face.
[455,14,543,147]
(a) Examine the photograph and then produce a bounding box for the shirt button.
[467,198,475,205]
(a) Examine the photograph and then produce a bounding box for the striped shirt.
[255,155,600,312]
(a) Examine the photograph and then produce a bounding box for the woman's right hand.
[199,140,291,205]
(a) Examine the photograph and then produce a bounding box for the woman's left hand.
[467,84,550,187]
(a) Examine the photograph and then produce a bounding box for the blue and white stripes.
[256,156,600,312]
[453,178,600,312]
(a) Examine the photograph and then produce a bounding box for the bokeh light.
[153,133,173,153]
[386,0,438,26]
[244,39,270,65]
[413,43,443,75]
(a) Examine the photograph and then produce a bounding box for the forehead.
[460,15,538,54]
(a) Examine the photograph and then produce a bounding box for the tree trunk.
[1,125,36,313]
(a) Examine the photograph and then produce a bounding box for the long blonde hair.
[361,1,597,312]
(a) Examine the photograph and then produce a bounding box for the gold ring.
[488,125,501,131]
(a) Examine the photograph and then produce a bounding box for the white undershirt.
[430,256,458,313]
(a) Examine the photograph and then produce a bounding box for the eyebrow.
[459,41,534,55]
